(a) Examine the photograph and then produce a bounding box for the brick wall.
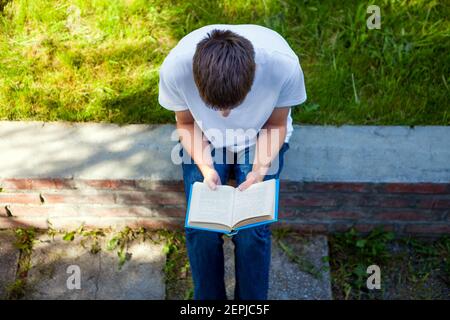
[0,179,449,236]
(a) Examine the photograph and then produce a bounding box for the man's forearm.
[177,121,214,175]
[252,124,287,177]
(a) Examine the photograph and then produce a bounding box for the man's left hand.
[238,170,265,191]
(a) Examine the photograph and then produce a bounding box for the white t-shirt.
[158,24,307,152]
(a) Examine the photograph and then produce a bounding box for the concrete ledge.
[0,122,179,180]
[0,121,449,183]
[286,125,450,183]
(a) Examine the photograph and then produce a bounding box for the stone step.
[0,230,20,299]
[1,229,333,300]
[224,234,332,300]
[24,234,166,300]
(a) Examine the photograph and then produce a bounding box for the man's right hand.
[175,110,220,190]
[201,166,221,190]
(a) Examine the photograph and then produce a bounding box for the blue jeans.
[181,142,290,300]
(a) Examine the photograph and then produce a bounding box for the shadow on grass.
[100,87,174,125]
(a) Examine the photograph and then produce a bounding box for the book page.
[188,182,235,227]
[232,179,276,226]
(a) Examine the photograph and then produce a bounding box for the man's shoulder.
[160,51,192,84]
[265,49,299,64]
[260,49,300,83]
[161,50,191,68]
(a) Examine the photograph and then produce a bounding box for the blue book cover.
[185,178,280,236]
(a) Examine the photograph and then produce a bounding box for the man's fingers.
[238,181,250,191]
[207,180,217,190]
[206,175,222,190]
[238,178,253,191]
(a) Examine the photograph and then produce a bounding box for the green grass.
[329,228,450,300]
[0,0,449,125]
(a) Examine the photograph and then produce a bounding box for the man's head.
[193,29,255,112]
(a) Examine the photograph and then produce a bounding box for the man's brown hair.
[193,29,256,110]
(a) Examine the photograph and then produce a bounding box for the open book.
[185,179,279,234]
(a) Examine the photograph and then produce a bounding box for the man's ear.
[175,110,194,124]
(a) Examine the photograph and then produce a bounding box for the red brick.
[383,183,449,194]
[0,217,49,229]
[280,209,363,220]
[374,210,438,221]
[78,206,185,218]
[0,179,32,190]
[135,180,184,192]
[278,207,299,219]
[329,223,355,232]
[114,191,185,205]
[321,210,363,219]
[333,194,368,207]
[280,195,337,207]
[279,181,304,192]
[404,224,450,234]
[82,179,137,190]
[274,221,327,233]
[37,190,186,206]
[330,223,395,233]
[376,197,415,208]
[340,195,447,209]
[304,182,369,193]
[0,205,78,217]
[339,195,414,208]
[41,192,116,205]
[0,193,42,205]
[3,178,448,235]
[31,179,74,190]
[417,198,450,209]
[0,179,77,190]
[353,224,395,233]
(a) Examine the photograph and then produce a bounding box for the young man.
[158,24,306,300]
